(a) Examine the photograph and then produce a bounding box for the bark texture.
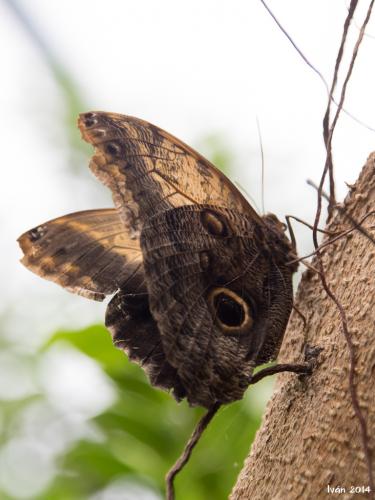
[231,154,375,500]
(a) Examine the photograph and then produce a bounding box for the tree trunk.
[231,154,375,499]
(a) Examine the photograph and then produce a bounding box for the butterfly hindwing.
[105,290,187,402]
[139,205,294,407]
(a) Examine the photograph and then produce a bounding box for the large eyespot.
[208,287,254,334]
[200,209,229,237]
[104,141,122,156]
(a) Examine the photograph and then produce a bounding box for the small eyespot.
[84,118,97,128]
[82,113,98,128]
[200,209,228,237]
[208,287,253,334]
[105,141,122,156]
[29,226,46,242]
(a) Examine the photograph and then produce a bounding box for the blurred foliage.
[51,64,92,163]
[35,325,263,500]
[4,0,90,167]
[196,134,234,176]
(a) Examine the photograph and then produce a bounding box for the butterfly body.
[18,112,297,409]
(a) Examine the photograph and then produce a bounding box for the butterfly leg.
[285,214,340,252]
[248,363,311,385]
[248,344,323,385]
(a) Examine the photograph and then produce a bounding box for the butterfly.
[18,111,305,410]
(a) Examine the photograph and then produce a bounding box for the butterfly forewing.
[78,112,262,237]
[18,209,144,300]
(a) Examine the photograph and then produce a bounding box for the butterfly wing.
[140,205,294,408]
[19,207,178,396]
[105,290,187,402]
[78,111,262,237]
[18,209,144,301]
[18,112,294,408]
[76,112,295,407]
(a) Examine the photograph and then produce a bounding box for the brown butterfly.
[18,112,313,497]
[18,111,310,408]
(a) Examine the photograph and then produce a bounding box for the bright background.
[1,1,374,499]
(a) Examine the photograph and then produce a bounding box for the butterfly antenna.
[166,402,221,500]
[256,116,265,215]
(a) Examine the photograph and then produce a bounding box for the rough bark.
[231,154,375,500]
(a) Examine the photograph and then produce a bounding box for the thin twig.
[315,0,374,225]
[285,213,338,254]
[166,403,221,500]
[323,0,359,147]
[259,0,332,94]
[346,0,375,38]
[258,0,375,133]
[308,179,375,245]
[292,304,307,329]
[323,0,359,207]
[287,211,375,266]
